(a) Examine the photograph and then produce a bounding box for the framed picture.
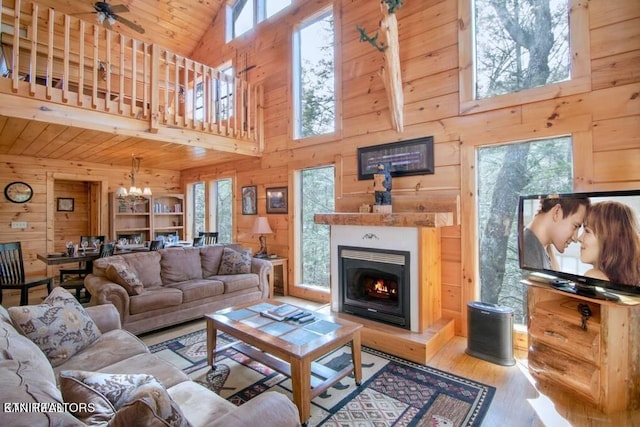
[266,187,288,214]
[241,185,257,215]
[357,136,435,180]
[57,197,74,212]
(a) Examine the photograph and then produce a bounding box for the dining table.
[37,250,101,266]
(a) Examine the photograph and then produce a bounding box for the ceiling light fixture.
[115,156,152,212]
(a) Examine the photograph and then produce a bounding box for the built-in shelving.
[110,193,185,243]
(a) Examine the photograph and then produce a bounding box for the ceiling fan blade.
[113,15,145,34]
[109,4,130,14]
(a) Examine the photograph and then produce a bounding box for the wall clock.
[4,181,33,203]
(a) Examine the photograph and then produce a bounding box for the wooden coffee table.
[206,299,362,424]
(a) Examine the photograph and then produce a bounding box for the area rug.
[149,329,495,426]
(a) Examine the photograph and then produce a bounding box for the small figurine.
[373,162,392,205]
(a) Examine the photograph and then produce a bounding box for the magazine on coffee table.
[260,304,301,321]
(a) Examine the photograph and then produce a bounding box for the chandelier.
[115,156,152,212]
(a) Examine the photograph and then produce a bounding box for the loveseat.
[0,287,300,426]
[85,245,272,334]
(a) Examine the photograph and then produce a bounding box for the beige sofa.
[0,294,300,426]
[85,245,272,335]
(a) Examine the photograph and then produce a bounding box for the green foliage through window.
[477,137,573,324]
[300,166,335,287]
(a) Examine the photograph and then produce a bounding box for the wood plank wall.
[0,154,182,282]
[1,0,637,337]
[182,0,640,336]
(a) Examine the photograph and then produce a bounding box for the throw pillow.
[59,370,191,427]
[8,287,101,367]
[217,247,252,275]
[105,263,144,295]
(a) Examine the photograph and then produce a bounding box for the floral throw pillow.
[105,263,144,295]
[8,287,101,367]
[59,370,191,427]
[217,247,252,275]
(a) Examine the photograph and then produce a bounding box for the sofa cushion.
[199,245,225,278]
[0,359,83,426]
[167,279,225,303]
[59,370,191,426]
[160,248,203,284]
[217,247,252,275]
[129,288,183,315]
[122,252,163,288]
[8,287,101,367]
[213,274,260,294]
[106,263,145,295]
[0,322,57,386]
[52,329,149,376]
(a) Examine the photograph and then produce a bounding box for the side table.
[265,257,288,298]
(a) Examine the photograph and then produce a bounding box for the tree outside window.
[293,11,335,139]
[473,0,570,99]
[477,138,573,324]
[300,166,334,288]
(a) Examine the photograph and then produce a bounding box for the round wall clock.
[4,181,33,203]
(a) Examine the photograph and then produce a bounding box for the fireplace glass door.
[339,246,410,328]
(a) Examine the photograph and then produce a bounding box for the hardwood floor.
[4,290,639,426]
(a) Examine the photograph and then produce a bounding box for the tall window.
[459,0,589,113]
[474,0,569,99]
[217,66,234,121]
[193,182,205,234]
[229,0,291,40]
[477,137,573,324]
[298,166,334,289]
[191,179,233,243]
[293,10,335,139]
[213,178,233,243]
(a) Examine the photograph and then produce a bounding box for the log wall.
[0,154,181,279]
[182,0,640,335]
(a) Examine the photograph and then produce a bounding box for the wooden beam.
[378,4,404,133]
[0,91,261,157]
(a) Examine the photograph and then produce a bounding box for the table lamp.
[251,216,273,258]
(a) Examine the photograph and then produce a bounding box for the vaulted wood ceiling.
[0,0,249,171]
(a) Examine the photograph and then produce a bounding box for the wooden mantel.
[314,212,454,228]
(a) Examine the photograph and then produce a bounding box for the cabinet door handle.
[543,330,567,342]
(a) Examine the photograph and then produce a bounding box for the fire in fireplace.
[338,246,410,329]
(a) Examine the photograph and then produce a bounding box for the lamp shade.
[251,217,273,235]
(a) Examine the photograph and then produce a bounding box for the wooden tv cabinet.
[525,281,640,413]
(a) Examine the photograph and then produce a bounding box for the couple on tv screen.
[521,191,640,288]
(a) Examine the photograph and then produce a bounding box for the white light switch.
[11,221,27,229]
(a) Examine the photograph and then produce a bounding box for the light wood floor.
[4,290,639,426]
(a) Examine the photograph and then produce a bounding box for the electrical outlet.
[11,221,27,229]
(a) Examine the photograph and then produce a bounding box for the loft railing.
[0,1,263,145]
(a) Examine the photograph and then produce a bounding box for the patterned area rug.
[150,329,495,426]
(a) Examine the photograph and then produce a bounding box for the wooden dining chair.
[0,242,53,305]
[59,242,115,301]
[149,240,164,251]
[199,232,219,245]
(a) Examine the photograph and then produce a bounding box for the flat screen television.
[518,189,640,299]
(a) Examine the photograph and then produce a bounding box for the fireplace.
[339,246,410,329]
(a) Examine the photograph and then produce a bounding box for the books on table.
[260,304,302,321]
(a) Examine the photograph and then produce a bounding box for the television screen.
[518,189,640,298]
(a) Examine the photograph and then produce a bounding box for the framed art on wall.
[266,187,288,214]
[57,197,74,212]
[241,185,257,215]
[357,136,435,180]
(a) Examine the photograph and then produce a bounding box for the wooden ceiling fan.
[92,2,145,34]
